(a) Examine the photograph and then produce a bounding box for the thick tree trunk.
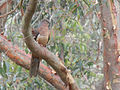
[99,0,120,90]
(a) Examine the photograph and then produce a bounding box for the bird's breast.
[36,34,48,46]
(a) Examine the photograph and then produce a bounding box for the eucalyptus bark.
[98,0,120,90]
[0,35,67,90]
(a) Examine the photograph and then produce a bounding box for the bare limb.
[0,35,67,90]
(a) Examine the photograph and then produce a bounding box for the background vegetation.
[0,0,103,89]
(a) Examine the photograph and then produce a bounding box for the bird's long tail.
[30,54,41,77]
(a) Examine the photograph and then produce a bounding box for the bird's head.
[41,19,50,27]
[32,29,39,40]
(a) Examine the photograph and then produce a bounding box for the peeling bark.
[99,0,120,90]
[0,0,13,68]
[0,35,67,90]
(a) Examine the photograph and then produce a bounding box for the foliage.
[0,0,103,89]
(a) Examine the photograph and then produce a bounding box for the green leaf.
[90,72,96,77]
[0,66,4,77]
[17,66,22,73]
[25,48,29,54]
[17,35,23,38]
[72,58,78,65]
[3,61,7,73]
[87,62,94,67]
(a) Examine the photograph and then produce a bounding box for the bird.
[30,19,50,77]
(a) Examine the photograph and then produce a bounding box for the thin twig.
[31,10,43,26]
[0,0,23,18]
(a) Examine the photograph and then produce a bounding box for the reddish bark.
[0,35,67,90]
[0,0,13,66]
[99,0,120,90]
[0,0,13,31]
[0,0,12,10]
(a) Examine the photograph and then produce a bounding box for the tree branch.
[0,34,67,90]
[0,0,23,18]
[22,0,79,89]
